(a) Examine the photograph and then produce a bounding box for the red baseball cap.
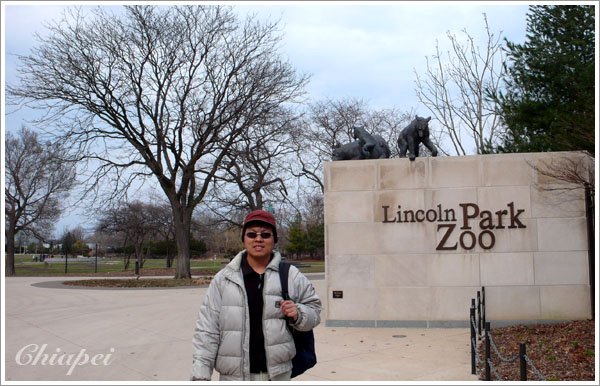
[242,210,278,243]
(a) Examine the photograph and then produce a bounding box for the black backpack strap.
[279,261,294,326]
[279,260,317,378]
[279,261,291,301]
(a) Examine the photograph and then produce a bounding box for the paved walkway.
[4,275,478,382]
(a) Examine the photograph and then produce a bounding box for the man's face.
[243,224,275,261]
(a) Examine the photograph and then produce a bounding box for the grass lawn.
[11,254,324,276]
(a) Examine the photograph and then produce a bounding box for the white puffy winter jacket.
[190,250,321,381]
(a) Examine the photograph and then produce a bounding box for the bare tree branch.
[200,107,301,227]
[8,5,307,278]
[414,13,506,155]
[530,151,595,195]
[5,126,76,276]
[292,98,413,192]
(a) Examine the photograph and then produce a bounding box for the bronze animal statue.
[397,116,438,161]
[332,126,390,161]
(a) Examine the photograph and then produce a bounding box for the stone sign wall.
[324,152,593,327]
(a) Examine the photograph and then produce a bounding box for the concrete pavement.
[4,274,479,382]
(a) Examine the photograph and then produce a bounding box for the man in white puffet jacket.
[191,209,322,381]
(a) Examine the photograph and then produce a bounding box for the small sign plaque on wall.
[332,290,343,299]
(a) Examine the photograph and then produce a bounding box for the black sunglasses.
[245,231,272,239]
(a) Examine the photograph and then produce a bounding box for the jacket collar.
[227,250,283,273]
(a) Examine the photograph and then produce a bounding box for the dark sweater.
[241,254,268,373]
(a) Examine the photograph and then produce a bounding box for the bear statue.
[332,126,390,161]
[397,116,438,161]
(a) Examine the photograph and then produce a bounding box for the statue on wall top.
[397,116,438,161]
[332,126,391,161]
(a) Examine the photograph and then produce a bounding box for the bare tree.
[205,107,301,226]
[8,5,308,278]
[293,98,412,192]
[69,225,87,244]
[290,98,365,194]
[5,126,76,276]
[532,152,595,195]
[90,229,114,258]
[310,98,368,150]
[95,201,159,272]
[364,108,415,158]
[414,13,506,155]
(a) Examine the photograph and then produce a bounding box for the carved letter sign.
[381,202,526,251]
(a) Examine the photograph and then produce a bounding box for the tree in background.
[9,5,307,279]
[294,98,411,193]
[414,13,506,155]
[304,221,324,259]
[5,126,76,276]
[281,193,325,260]
[205,107,301,225]
[90,229,114,260]
[495,5,595,154]
[189,238,208,258]
[285,215,305,259]
[69,225,87,248]
[61,230,76,273]
[73,240,91,257]
[300,193,325,260]
[145,202,176,267]
[146,240,176,258]
[61,231,76,256]
[147,238,206,258]
[95,201,158,271]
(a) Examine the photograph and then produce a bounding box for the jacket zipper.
[262,269,270,378]
[230,269,248,381]
[234,254,248,380]
[240,277,247,380]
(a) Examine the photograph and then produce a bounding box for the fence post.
[520,342,527,381]
[482,287,486,330]
[585,184,595,319]
[485,322,491,381]
[470,306,476,374]
[477,291,482,338]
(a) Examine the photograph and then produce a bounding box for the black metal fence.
[469,287,546,381]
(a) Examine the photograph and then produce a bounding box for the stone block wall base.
[325,153,593,327]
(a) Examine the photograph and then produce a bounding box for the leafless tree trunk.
[123,253,131,271]
[4,126,76,276]
[414,13,506,155]
[8,6,307,278]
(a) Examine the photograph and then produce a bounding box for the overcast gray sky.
[2,2,532,235]
[3,2,530,124]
